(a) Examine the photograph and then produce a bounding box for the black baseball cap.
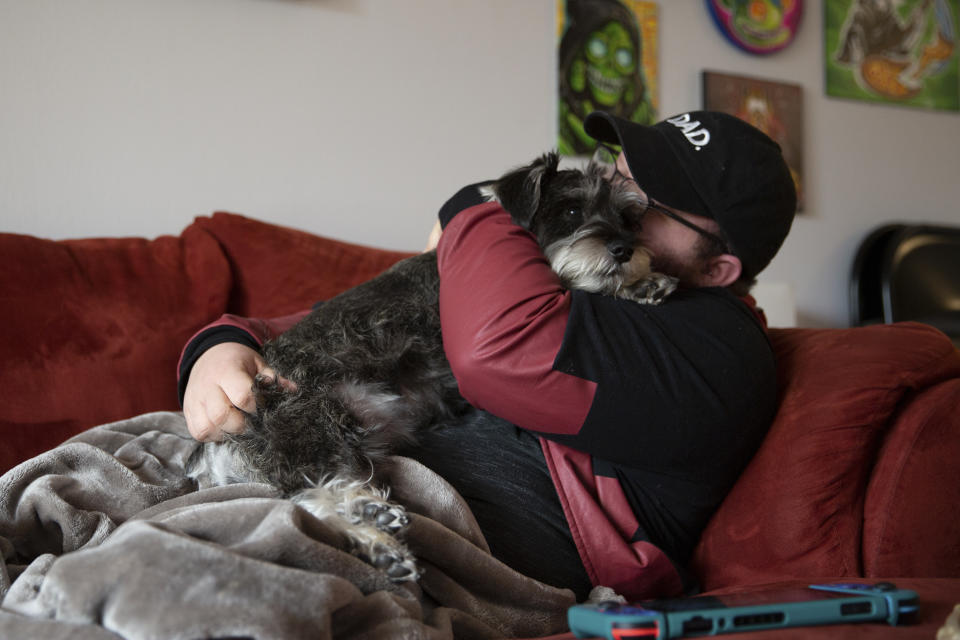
[584,110,797,280]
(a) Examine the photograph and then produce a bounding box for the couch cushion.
[0,225,232,473]
[194,212,415,316]
[690,322,960,589]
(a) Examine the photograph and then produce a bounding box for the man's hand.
[424,220,443,252]
[182,342,277,442]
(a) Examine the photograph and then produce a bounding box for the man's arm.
[178,311,307,441]
[436,202,597,435]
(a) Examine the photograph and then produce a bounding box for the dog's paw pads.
[359,500,409,533]
[367,544,420,582]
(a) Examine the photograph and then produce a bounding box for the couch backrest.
[193,212,414,318]
[691,322,960,588]
[0,224,233,472]
[0,213,412,473]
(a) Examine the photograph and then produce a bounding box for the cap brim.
[584,112,712,220]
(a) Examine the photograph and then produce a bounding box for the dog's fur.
[187,152,676,581]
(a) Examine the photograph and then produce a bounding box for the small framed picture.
[703,70,805,211]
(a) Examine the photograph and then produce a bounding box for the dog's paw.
[333,483,411,534]
[359,499,410,534]
[621,273,678,305]
[364,542,420,582]
[295,489,420,582]
[296,482,420,581]
[346,499,418,581]
[347,524,420,582]
[298,478,410,534]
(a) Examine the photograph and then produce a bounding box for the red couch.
[3,212,959,638]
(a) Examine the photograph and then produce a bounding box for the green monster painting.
[559,0,655,156]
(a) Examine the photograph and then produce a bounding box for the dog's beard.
[544,233,653,297]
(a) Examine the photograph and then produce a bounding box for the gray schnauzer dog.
[188,152,676,582]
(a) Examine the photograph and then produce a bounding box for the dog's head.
[487,152,661,299]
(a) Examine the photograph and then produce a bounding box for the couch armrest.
[864,377,960,577]
[691,323,960,589]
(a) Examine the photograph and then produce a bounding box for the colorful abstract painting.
[707,0,804,55]
[825,0,959,111]
[703,71,806,211]
[557,0,659,156]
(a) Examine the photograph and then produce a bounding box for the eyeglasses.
[592,144,729,252]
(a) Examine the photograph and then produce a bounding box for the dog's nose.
[607,240,634,263]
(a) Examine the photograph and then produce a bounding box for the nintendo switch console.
[568,582,918,639]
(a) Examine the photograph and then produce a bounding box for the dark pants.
[401,410,594,601]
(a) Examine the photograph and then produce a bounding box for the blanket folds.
[0,412,574,639]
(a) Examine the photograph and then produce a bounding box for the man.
[179,111,797,601]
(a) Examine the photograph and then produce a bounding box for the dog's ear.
[491,152,559,229]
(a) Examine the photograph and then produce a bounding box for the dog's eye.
[567,207,582,218]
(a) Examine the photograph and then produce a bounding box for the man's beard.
[650,237,723,289]
[650,250,705,289]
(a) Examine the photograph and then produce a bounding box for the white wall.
[2,0,958,327]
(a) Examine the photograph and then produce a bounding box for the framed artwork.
[825,0,959,111]
[706,0,804,55]
[557,0,659,156]
[703,71,805,211]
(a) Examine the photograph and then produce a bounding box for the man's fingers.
[221,370,259,416]
[183,404,214,442]
[424,220,443,252]
[255,365,277,385]
[186,389,249,442]
[206,388,248,436]
[183,345,299,443]
[255,366,298,393]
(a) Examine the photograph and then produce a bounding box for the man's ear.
[700,253,742,288]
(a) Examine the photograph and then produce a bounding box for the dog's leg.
[186,440,263,488]
[293,479,419,582]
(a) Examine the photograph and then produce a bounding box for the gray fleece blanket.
[0,412,578,639]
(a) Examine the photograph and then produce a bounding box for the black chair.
[849,223,906,327]
[850,223,960,345]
